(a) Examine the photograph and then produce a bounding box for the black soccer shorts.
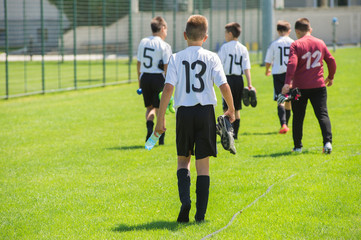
[176,104,217,160]
[222,75,244,111]
[140,73,165,108]
[273,73,286,101]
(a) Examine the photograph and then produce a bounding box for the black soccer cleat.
[249,88,257,108]
[216,115,236,154]
[242,88,250,107]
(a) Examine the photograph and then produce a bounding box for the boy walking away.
[137,16,172,145]
[155,15,235,223]
[281,18,336,154]
[218,22,254,140]
[265,20,294,134]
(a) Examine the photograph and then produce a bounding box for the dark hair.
[151,16,167,33]
[185,15,208,41]
[295,18,311,32]
[225,22,241,38]
[277,20,291,32]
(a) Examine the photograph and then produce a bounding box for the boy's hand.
[282,84,290,95]
[224,109,235,123]
[265,69,271,76]
[155,118,166,135]
[325,77,333,87]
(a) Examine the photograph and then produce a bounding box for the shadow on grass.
[112,220,193,232]
[253,150,310,158]
[242,131,278,136]
[106,145,145,151]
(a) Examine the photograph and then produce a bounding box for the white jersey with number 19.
[264,36,294,74]
[165,46,227,108]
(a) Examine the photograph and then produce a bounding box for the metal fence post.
[102,0,106,85]
[23,0,28,93]
[261,0,273,65]
[128,0,132,83]
[41,0,45,94]
[4,0,9,99]
[73,0,77,89]
[173,0,176,52]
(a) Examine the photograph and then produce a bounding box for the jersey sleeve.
[165,54,177,86]
[242,48,251,70]
[212,54,227,87]
[264,44,273,64]
[217,45,226,66]
[323,44,336,80]
[137,40,144,61]
[163,44,172,64]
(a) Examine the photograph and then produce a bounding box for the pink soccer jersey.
[285,35,336,89]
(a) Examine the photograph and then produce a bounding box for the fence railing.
[1,0,265,99]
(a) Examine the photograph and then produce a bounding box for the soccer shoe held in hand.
[277,88,301,104]
[216,115,236,155]
[159,92,175,114]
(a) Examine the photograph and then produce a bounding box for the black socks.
[277,105,286,126]
[146,120,154,141]
[195,175,210,222]
[232,119,240,139]
[177,169,191,223]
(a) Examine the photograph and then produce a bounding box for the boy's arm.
[155,83,174,134]
[163,64,168,76]
[244,69,253,90]
[219,83,235,123]
[265,63,272,76]
[137,61,141,88]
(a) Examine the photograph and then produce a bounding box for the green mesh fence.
[1,0,263,99]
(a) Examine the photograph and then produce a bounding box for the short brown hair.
[185,15,208,41]
[295,18,311,32]
[277,20,291,32]
[225,22,241,38]
[151,16,167,33]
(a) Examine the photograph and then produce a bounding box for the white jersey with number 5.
[137,36,172,74]
[218,40,251,76]
[264,36,294,74]
[165,46,227,108]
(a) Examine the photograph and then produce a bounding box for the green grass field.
[1,47,360,239]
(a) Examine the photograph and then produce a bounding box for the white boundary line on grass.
[201,174,297,240]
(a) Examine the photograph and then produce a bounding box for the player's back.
[166,46,226,108]
[218,40,250,76]
[266,36,294,74]
[137,36,172,74]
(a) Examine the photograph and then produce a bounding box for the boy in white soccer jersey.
[137,16,172,145]
[265,20,294,134]
[155,15,235,223]
[218,22,254,139]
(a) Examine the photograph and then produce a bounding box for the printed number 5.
[182,60,206,93]
[302,50,321,70]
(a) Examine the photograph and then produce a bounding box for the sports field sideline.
[1,47,360,239]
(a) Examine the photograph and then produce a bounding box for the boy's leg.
[145,106,155,141]
[309,87,332,145]
[232,111,240,139]
[195,157,210,222]
[177,155,191,223]
[277,103,286,126]
[285,101,291,126]
[155,108,165,145]
[291,92,308,149]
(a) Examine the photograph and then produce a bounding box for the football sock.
[146,120,154,141]
[159,133,165,145]
[232,119,240,139]
[286,110,291,126]
[195,175,210,222]
[277,105,286,126]
[177,169,191,223]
